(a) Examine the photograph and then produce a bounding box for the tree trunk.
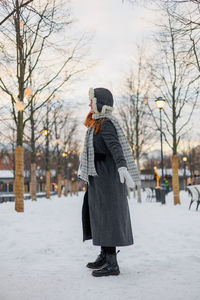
[132,187,136,199]
[15,146,24,212]
[172,155,181,205]
[30,163,37,201]
[74,181,78,196]
[14,1,25,212]
[64,179,68,196]
[57,173,62,197]
[46,170,51,199]
[30,96,37,201]
[70,180,73,196]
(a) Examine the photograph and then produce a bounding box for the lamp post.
[42,127,50,196]
[55,138,62,197]
[155,97,166,181]
[182,156,187,190]
[62,152,68,196]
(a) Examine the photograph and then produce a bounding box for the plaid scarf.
[79,112,141,184]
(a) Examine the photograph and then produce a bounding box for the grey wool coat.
[82,119,134,247]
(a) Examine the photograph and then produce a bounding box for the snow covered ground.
[0,191,199,300]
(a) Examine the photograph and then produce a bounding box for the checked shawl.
[79,112,141,184]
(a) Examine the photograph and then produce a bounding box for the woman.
[78,87,140,277]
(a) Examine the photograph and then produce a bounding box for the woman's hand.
[118,167,135,188]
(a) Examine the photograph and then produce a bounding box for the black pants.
[101,246,116,254]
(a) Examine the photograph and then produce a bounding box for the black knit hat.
[89,87,114,114]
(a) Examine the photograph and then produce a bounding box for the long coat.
[82,119,134,247]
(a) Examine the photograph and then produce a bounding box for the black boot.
[86,249,106,269]
[92,252,120,277]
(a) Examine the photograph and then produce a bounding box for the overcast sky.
[64,0,157,151]
[68,0,156,108]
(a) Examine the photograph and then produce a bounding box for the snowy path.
[0,191,199,300]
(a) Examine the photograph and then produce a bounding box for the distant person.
[78,87,140,277]
[164,178,169,193]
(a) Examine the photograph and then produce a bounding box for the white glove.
[118,167,135,188]
[77,164,82,177]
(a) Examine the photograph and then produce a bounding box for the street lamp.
[155,97,166,181]
[42,129,49,136]
[155,97,166,110]
[182,156,187,189]
[24,87,32,98]
[62,152,68,157]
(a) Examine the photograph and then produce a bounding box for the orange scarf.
[84,112,106,134]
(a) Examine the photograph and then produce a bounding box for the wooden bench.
[187,185,200,211]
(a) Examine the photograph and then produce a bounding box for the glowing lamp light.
[19,21,24,29]
[15,101,24,112]
[62,152,68,157]
[131,145,135,151]
[42,129,49,136]
[155,97,166,109]
[153,166,157,170]
[182,157,187,162]
[24,88,32,97]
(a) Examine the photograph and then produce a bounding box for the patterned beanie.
[89,87,114,114]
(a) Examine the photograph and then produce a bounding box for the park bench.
[0,191,57,204]
[145,187,154,202]
[187,185,200,211]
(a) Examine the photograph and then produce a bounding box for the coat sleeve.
[101,119,127,169]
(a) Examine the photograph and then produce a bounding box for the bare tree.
[0,0,33,26]
[51,101,78,197]
[41,101,52,199]
[148,6,200,205]
[143,154,173,171]
[0,0,91,211]
[165,1,200,81]
[117,45,155,202]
